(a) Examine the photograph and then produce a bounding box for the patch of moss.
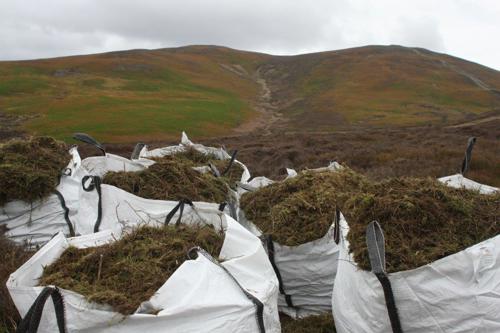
[280,313,336,333]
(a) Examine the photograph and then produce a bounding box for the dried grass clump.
[343,177,500,272]
[0,230,33,332]
[103,149,242,202]
[0,136,68,205]
[241,167,499,272]
[280,313,336,333]
[40,224,224,315]
[240,169,367,246]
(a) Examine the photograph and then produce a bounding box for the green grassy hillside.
[1,45,499,142]
[0,46,267,142]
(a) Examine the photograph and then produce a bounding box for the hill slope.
[260,45,500,131]
[0,46,268,141]
[1,45,499,141]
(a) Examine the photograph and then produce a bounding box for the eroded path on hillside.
[446,115,500,128]
[220,64,284,135]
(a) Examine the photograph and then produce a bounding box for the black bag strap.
[461,137,476,175]
[218,202,227,212]
[227,200,238,221]
[333,208,341,245]
[16,286,66,333]
[208,163,221,177]
[131,142,146,160]
[164,199,194,226]
[227,190,240,221]
[82,175,103,232]
[53,170,75,237]
[221,150,238,176]
[366,221,403,333]
[264,235,294,309]
[187,247,265,333]
[54,190,75,237]
[72,133,105,156]
[218,201,238,221]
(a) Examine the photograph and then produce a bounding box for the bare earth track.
[447,115,500,128]
[221,64,284,135]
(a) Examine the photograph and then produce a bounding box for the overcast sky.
[1,0,499,70]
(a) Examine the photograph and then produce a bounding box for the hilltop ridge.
[0,45,499,141]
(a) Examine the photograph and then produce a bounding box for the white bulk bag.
[139,132,251,184]
[72,132,154,177]
[438,174,499,194]
[236,176,275,196]
[0,147,86,246]
[0,144,234,246]
[79,132,249,219]
[237,165,342,318]
[7,207,281,333]
[73,179,237,236]
[238,212,339,319]
[81,153,154,177]
[332,191,500,332]
[140,131,228,160]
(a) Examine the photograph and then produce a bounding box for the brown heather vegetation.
[0,229,33,333]
[207,121,500,187]
[280,313,336,333]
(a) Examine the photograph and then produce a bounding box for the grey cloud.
[392,17,445,51]
[0,0,498,70]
